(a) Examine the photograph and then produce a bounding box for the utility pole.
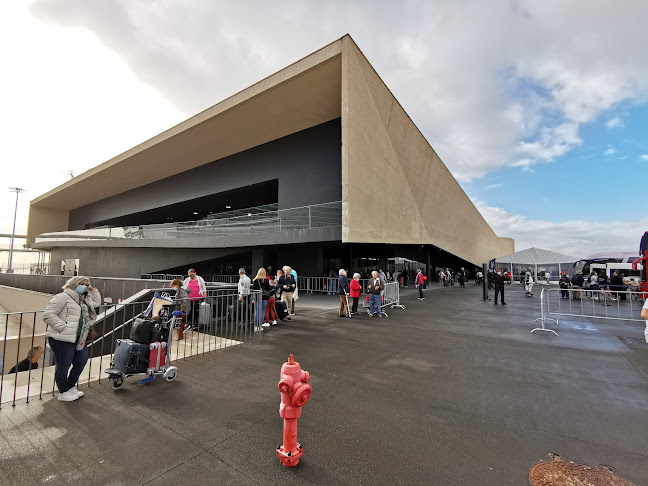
[7,187,25,273]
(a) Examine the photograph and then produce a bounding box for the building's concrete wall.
[26,206,69,243]
[69,119,342,230]
[341,38,514,265]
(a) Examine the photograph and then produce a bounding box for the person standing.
[438,269,445,286]
[545,271,551,285]
[337,269,351,318]
[252,268,271,330]
[169,279,190,340]
[416,269,425,300]
[350,273,362,314]
[610,271,625,301]
[277,266,296,319]
[493,271,506,305]
[524,272,534,296]
[401,268,409,287]
[368,271,384,317]
[641,299,648,343]
[43,276,101,402]
[290,267,298,316]
[458,267,467,288]
[558,272,570,299]
[183,269,206,329]
[570,271,584,300]
[237,268,252,325]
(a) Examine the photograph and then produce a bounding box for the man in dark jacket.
[493,271,506,305]
[276,266,296,320]
[337,269,351,317]
[571,271,584,300]
[609,271,625,300]
[458,267,467,288]
[368,271,385,317]
[559,271,570,298]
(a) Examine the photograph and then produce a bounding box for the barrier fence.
[0,289,261,409]
[534,287,645,336]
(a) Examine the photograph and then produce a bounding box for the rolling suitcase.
[113,339,149,374]
[148,342,167,373]
[199,302,211,326]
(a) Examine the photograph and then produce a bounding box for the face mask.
[190,275,196,279]
[75,284,88,294]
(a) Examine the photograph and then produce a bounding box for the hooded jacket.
[43,288,101,346]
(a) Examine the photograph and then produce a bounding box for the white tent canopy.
[496,247,580,265]
[495,247,580,279]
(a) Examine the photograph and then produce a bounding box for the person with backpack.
[570,271,584,300]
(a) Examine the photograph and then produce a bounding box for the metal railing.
[34,201,342,243]
[533,287,646,337]
[0,289,262,408]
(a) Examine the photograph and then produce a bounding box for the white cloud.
[473,199,648,257]
[486,184,503,190]
[641,154,648,160]
[603,147,617,156]
[606,117,624,128]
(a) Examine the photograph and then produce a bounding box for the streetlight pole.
[7,187,25,273]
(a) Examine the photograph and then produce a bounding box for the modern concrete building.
[28,35,514,278]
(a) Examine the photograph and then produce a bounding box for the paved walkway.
[1,284,646,485]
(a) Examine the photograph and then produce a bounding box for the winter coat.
[350,279,362,298]
[43,288,101,347]
[416,272,425,285]
[368,278,384,295]
[571,274,584,286]
[174,287,190,313]
[338,275,350,295]
[238,275,251,298]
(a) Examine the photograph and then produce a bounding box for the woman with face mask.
[42,276,102,402]
[182,269,206,330]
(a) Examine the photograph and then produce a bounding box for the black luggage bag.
[130,318,154,344]
[113,339,150,374]
[275,300,288,320]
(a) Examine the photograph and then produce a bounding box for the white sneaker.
[272,320,277,325]
[70,386,84,397]
[254,327,264,332]
[57,390,80,402]
[261,322,270,328]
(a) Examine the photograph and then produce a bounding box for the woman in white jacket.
[43,276,101,402]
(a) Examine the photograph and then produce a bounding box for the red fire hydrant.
[277,354,312,467]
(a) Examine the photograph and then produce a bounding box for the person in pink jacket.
[349,273,362,315]
[416,269,425,300]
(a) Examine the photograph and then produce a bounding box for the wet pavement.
[0,282,646,485]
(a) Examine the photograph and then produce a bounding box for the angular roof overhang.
[31,39,343,211]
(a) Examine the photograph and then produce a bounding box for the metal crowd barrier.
[0,289,261,409]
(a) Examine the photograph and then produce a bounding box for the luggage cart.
[105,309,182,390]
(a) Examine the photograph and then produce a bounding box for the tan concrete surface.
[341,36,514,264]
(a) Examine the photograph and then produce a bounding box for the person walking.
[43,276,101,402]
[183,269,206,330]
[252,268,272,330]
[350,273,362,314]
[237,267,252,326]
[9,346,44,374]
[277,266,296,319]
[524,271,534,296]
[439,269,445,286]
[610,271,625,301]
[493,271,506,305]
[337,269,351,317]
[169,279,190,340]
[416,269,425,300]
[401,268,409,287]
[368,271,384,317]
[558,272,570,299]
[458,267,467,288]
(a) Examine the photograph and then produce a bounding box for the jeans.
[369,293,381,315]
[48,337,89,393]
[255,300,268,326]
[418,284,424,298]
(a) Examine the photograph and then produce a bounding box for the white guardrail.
[534,287,646,336]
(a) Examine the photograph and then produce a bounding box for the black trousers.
[494,285,505,303]
[418,285,424,298]
[352,297,359,313]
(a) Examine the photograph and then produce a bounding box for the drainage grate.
[530,454,636,486]
[618,336,647,345]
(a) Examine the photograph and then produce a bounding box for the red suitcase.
[148,342,167,373]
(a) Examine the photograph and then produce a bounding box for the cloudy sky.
[2,0,648,262]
